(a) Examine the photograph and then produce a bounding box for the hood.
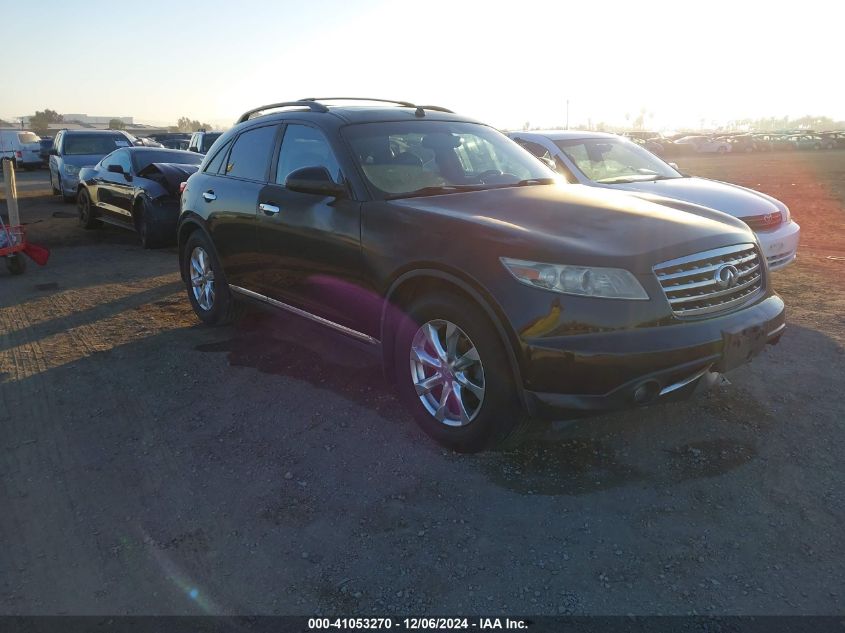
[62,154,108,169]
[390,183,756,273]
[599,176,786,218]
[138,162,200,196]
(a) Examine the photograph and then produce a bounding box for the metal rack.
[237,98,453,123]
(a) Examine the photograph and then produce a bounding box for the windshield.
[132,150,203,172]
[64,134,132,155]
[343,121,556,199]
[18,132,40,144]
[554,138,682,184]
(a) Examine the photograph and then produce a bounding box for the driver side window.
[275,125,342,185]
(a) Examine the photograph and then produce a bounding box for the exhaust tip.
[633,380,661,405]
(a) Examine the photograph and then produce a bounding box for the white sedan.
[508,130,800,270]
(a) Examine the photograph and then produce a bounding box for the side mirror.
[49,148,58,156]
[285,166,346,197]
[107,164,125,174]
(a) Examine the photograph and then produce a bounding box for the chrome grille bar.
[653,243,765,317]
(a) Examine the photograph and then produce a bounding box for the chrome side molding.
[229,285,380,345]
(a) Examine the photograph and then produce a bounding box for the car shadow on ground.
[192,307,843,497]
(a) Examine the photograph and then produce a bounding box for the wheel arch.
[176,213,211,282]
[380,265,531,413]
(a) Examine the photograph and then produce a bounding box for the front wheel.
[182,231,241,325]
[77,188,101,229]
[393,292,527,452]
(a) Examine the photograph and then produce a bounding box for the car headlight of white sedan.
[63,164,80,176]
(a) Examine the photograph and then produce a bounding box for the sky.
[2,0,843,131]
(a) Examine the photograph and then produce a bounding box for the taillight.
[179,182,187,194]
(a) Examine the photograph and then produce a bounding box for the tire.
[6,254,26,275]
[134,197,170,249]
[77,188,101,229]
[182,230,241,326]
[51,170,60,195]
[392,291,528,452]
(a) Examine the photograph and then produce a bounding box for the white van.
[0,129,43,169]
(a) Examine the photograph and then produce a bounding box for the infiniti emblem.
[715,264,740,289]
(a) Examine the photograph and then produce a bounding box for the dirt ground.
[1,152,843,616]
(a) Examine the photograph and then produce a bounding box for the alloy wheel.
[409,319,485,427]
[190,246,215,311]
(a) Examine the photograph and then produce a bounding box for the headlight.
[501,257,649,300]
[64,164,79,176]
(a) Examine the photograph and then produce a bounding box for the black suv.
[178,98,785,452]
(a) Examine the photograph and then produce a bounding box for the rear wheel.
[77,188,101,229]
[393,292,527,452]
[183,231,241,325]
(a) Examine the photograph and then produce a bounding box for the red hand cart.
[0,215,27,275]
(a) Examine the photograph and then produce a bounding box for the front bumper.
[521,294,785,418]
[756,220,800,270]
[60,175,79,196]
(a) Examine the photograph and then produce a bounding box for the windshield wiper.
[596,174,678,184]
[513,177,556,186]
[385,177,556,200]
[385,184,490,200]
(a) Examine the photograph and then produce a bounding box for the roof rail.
[236,100,329,124]
[301,97,454,115]
[301,97,416,108]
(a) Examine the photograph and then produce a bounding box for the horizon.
[2,0,843,131]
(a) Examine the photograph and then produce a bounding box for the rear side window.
[204,139,233,174]
[224,125,278,181]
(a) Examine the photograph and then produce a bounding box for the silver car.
[509,130,800,270]
[49,130,135,202]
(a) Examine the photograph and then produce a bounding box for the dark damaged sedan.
[77,147,202,248]
[178,99,786,452]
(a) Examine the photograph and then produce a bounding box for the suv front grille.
[653,243,764,317]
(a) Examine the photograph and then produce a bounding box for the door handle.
[259,203,280,215]
[202,191,216,202]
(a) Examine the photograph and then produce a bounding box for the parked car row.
[2,126,225,172]
[57,98,791,452]
[622,130,845,156]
